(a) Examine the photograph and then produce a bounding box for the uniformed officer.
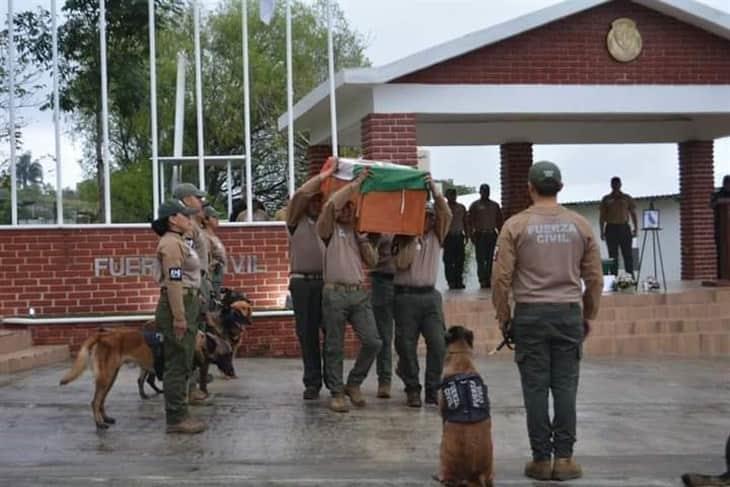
[286,167,333,400]
[492,161,603,481]
[317,169,382,413]
[711,175,730,278]
[172,183,210,403]
[203,205,226,299]
[599,177,638,276]
[370,233,396,399]
[443,188,468,290]
[152,200,207,434]
[393,175,453,407]
[468,183,503,289]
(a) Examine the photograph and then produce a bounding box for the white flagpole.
[52,0,63,224]
[7,0,16,225]
[193,0,206,192]
[326,0,338,157]
[148,0,159,217]
[242,0,253,222]
[100,0,111,223]
[286,0,294,196]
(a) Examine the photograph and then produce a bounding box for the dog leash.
[488,322,514,356]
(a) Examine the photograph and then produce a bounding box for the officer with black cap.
[492,161,603,481]
[152,200,206,434]
[172,183,210,403]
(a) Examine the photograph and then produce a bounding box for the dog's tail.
[59,335,100,385]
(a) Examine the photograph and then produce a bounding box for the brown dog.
[59,295,252,430]
[437,326,494,487]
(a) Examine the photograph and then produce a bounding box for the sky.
[3,0,730,203]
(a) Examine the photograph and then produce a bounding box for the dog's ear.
[465,328,474,348]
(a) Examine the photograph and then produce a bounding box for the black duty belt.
[324,283,363,292]
[370,272,394,280]
[395,285,435,295]
[290,273,323,281]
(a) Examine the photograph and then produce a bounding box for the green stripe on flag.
[353,165,427,193]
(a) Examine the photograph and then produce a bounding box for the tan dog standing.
[437,326,494,487]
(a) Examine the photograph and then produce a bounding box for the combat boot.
[552,457,583,481]
[424,388,438,406]
[406,390,422,408]
[302,386,320,400]
[166,417,207,434]
[189,388,210,406]
[329,393,349,413]
[376,383,391,399]
[681,472,730,486]
[344,384,366,407]
[524,459,552,481]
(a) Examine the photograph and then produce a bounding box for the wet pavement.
[0,357,728,486]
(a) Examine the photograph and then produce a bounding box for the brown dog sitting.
[437,325,494,487]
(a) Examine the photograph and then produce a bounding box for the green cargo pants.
[322,286,382,395]
[393,289,446,394]
[371,274,395,386]
[156,290,200,425]
[512,302,584,461]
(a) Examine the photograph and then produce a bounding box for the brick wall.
[395,0,730,85]
[0,225,367,358]
[500,143,533,219]
[307,145,332,177]
[0,225,290,316]
[361,114,418,166]
[679,141,717,280]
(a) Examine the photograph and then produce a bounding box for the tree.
[0,8,52,163]
[56,0,184,221]
[15,152,44,188]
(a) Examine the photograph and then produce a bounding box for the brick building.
[2,0,730,358]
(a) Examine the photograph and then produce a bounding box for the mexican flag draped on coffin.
[320,157,429,236]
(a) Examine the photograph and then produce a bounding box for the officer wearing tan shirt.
[599,177,638,276]
[317,169,382,413]
[468,183,504,288]
[286,167,332,400]
[392,175,453,407]
[172,183,210,403]
[492,161,602,482]
[203,205,226,299]
[443,188,468,290]
[152,200,206,434]
[369,234,396,399]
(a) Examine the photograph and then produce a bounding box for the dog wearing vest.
[59,291,252,430]
[436,325,494,487]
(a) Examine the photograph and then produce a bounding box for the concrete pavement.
[0,357,728,486]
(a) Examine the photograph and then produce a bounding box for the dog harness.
[440,373,490,424]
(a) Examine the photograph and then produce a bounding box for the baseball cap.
[204,205,220,219]
[529,161,562,189]
[158,200,199,219]
[172,183,206,200]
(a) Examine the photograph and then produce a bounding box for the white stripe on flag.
[260,0,275,24]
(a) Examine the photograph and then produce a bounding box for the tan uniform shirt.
[448,202,468,234]
[600,191,636,225]
[492,205,603,323]
[317,178,377,285]
[190,220,210,278]
[237,209,270,222]
[206,231,226,274]
[468,199,503,232]
[373,234,396,275]
[393,195,453,287]
[287,174,325,274]
[157,231,201,322]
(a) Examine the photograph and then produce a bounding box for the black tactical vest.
[440,373,490,424]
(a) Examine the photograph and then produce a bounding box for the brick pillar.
[500,143,533,220]
[361,113,417,166]
[679,140,716,280]
[306,144,332,177]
